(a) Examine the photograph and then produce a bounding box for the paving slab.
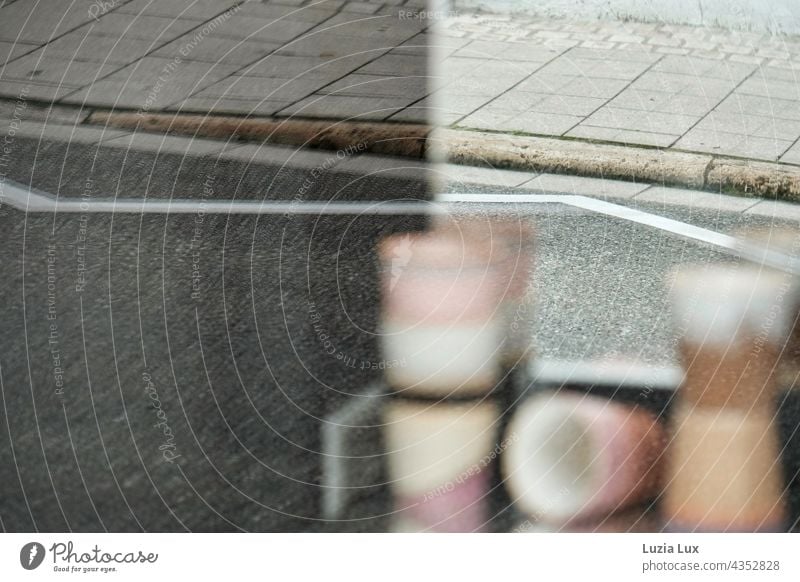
[80,13,204,42]
[116,0,243,20]
[674,129,793,162]
[169,96,293,116]
[521,172,649,199]
[633,185,761,211]
[0,0,105,44]
[566,125,679,148]
[153,36,281,66]
[436,13,800,170]
[1,54,120,86]
[278,94,418,121]
[61,57,240,109]
[0,40,39,63]
[26,32,162,66]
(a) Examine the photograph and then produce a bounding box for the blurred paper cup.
[384,400,499,532]
[664,264,794,531]
[503,393,665,526]
[379,230,507,397]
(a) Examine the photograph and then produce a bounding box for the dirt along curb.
[88,110,429,159]
[436,129,800,202]
[85,110,800,202]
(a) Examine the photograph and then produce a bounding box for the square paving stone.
[0,40,39,63]
[83,13,203,42]
[651,55,755,80]
[357,53,427,76]
[583,107,700,134]
[203,13,319,43]
[0,79,78,102]
[196,75,327,102]
[675,128,793,161]
[240,54,361,79]
[0,0,99,44]
[538,56,652,80]
[607,89,721,116]
[153,35,280,66]
[498,111,583,135]
[319,73,427,99]
[116,0,242,20]
[37,32,160,66]
[1,54,118,86]
[566,124,679,147]
[235,2,340,22]
[780,141,800,165]
[60,57,239,109]
[277,94,414,120]
[169,96,292,116]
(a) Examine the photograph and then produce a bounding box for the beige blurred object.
[666,406,786,531]
[383,400,500,532]
[736,227,800,391]
[378,227,510,397]
[665,264,795,531]
[434,214,537,366]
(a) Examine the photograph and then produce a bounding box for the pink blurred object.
[398,470,491,533]
[378,218,535,396]
[379,229,508,396]
[384,400,499,532]
[503,392,665,526]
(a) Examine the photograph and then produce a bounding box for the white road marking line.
[2,180,435,215]
[439,193,800,275]
[4,180,799,273]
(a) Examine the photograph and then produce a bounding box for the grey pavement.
[437,14,800,165]
[0,0,430,122]
[5,2,800,170]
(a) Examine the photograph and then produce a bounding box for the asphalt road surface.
[442,185,799,368]
[1,137,797,532]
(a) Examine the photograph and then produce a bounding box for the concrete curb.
[437,129,709,188]
[87,110,429,159]
[437,129,800,202]
[84,110,800,202]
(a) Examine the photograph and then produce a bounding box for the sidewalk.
[438,14,800,165]
[0,0,429,121]
[3,1,800,197]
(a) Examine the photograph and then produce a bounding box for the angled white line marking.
[3,180,798,274]
[439,193,800,275]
